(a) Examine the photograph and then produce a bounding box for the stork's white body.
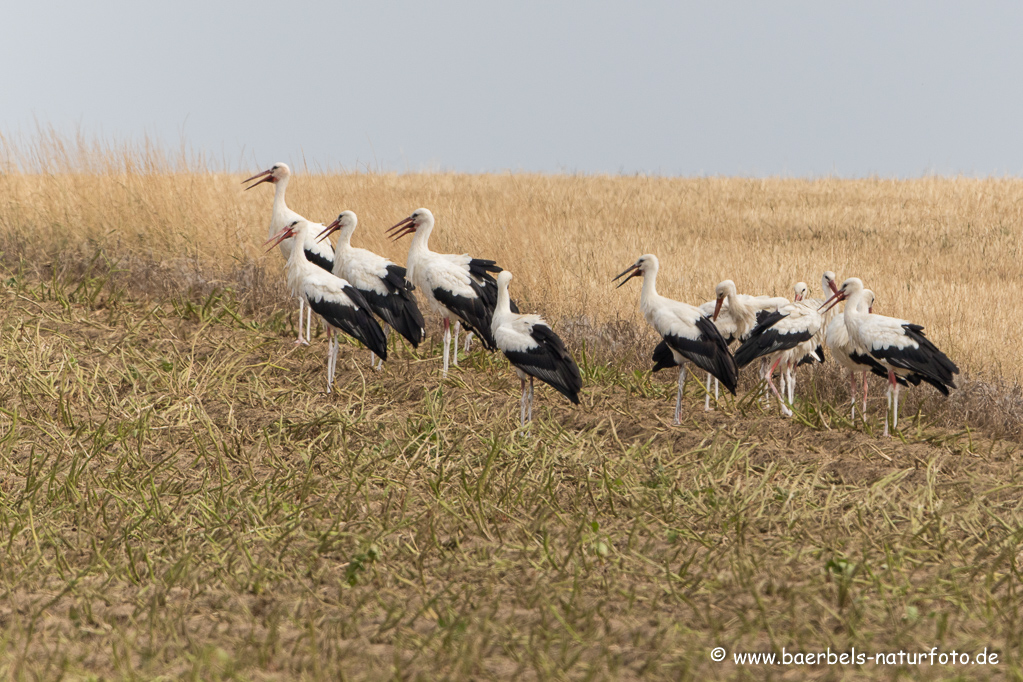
[328,212,424,370]
[768,302,823,414]
[247,163,335,344]
[698,282,788,411]
[275,220,387,392]
[733,287,824,416]
[755,273,836,415]
[492,271,581,426]
[618,255,737,425]
[397,209,500,377]
[830,277,958,436]
[826,290,876,420]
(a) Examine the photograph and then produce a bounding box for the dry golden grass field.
[1,138,1023,679]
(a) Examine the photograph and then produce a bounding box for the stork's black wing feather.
[503,324,583,404]
[466,258,519,313]
[305,249,334,273]
[359,264,426,348]
[797,344,826,367]
[733,312,812,369]
[468,258,501,280]
[432,279,501,350]
[651,339,679,372]
[307,287,387,359]
[869,324,959,392]
[849,351,911,387]
[663,317,738,394]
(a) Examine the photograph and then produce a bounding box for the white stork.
[825,287,906,420]
[733,284,826,417]
[386,208,514,377]
[821,277,959,436]
[793,272,840,369]
[492,270,582,425]
[614,255,738,425]
[318,211,425,370]
[266,220,387,392]
[691,280,789,411]
[244,162,335,345]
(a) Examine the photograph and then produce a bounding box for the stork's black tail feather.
[364,264,426,348]
[651,340,679,372]
[733,311,812,369]
[307,288,388,360]
[662,317,738,394]
[797,344,825,367]
[504,324,583,405]
[870,324,959,394]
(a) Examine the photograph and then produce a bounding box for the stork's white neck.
[338,224,356,248]
[405,220,434,285]
[844,287,866,320]
[284,223,316,291]
[270,176,292,233]
[725,288,757,332]
[496,277,513,317]
[840,285,868,348]
[726,288,751,316]
[639,265,661,313]
[409,220,434,254]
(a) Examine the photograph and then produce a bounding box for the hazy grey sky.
[5,1,1023,176]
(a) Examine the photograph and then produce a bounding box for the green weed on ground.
[0,266,1021,680]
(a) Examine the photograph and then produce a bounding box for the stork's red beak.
[819,290,845,314]
[828,278,840,296]
[317,217,341,243]
[612,263,642,288]
[713,296,725,321]
[243,168,274,190]
[264,223,296,252]
[387,216,416,241]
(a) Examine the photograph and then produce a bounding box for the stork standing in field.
[387,208,514,377]
[492,270,582,425]
[244,162,335,345]
[751,272,838,412]
[820,277,959,436]
[793,272,839,368]
[266,220,387,391]
[825,287,906,420]
[317,211,425,370]
[689,280,789,411]
[733,283,826,417]
[614,255,738,425]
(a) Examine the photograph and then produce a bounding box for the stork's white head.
[793,282,809,302]
[243,162,291,190]
[819,277,865,313]
[387,208,435,241]
[497,270,513,288]
[822,271,838,296]
[714,280,737,300]
[712,280,737,320]
[863,289,875,314]
[613,254,658,288]
[317,210,358,243]
[265,219,304,251]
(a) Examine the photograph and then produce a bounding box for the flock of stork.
[245,163,959,436]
